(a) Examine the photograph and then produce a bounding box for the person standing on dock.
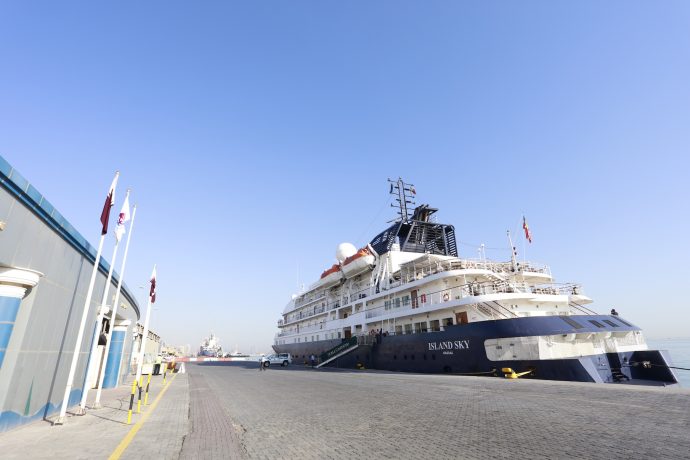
[259,356,266,371]
[310,354,316,368]
[154,355,162,375]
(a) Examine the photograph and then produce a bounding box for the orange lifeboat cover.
[343,247,370,266]
[320,263,341,279]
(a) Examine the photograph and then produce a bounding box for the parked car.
[262,353,292,367]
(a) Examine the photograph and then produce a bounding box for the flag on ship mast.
[100,173,119,235]
[114,190,131,242]
[522,216,532,243]
[149,266,157,303]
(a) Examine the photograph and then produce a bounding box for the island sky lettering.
[428,340,470,351]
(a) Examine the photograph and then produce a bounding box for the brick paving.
[179,372,245,459]
[1,362,689,459]
[190,361,690,460]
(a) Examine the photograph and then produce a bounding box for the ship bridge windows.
[602,320,620,328]
[613,317,632,327]
[589,320,605,328]
[560,317,585,329]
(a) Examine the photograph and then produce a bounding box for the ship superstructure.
[273,179,678,385]
[199,332,223,357]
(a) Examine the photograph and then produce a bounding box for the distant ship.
[198,333,223,357]
[273,178,679,386]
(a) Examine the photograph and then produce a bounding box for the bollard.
[137,375,143,413]
[127,379,137,424]
[144,373,151,405]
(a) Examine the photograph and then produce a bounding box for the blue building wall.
[103,330,126,389]
[0,297,21,366]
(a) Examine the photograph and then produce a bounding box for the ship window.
[589,320,605,328]
[384,300,391,311]
[603,320,620,328]
[402,295,410,306]
[394,298,401,308]
[560,317,585,329]
[404,324,413,334]
[614,317,632,327]
[430,320,440,331]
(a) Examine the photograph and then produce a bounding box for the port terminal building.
[0,154,141,432]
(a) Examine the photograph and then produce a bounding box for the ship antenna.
[387,177,416,223]
[507,230,519,272]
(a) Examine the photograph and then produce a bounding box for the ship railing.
[568,301,597,316]
[293,292,327,309]
[531,283,584,296]
[398,258,552,285]
[276,321,329,337]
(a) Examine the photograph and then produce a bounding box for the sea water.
[648,337,690,387]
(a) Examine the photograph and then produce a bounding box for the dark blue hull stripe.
[274,316,678,385]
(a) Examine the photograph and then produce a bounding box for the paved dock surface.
[1,362,689,459]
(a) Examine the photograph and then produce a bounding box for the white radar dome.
[336,242,357,262]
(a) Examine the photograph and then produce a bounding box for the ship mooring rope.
[628,362,690,372]
[450,369,498,376]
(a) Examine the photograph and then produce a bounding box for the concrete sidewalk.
[0,372,189,460]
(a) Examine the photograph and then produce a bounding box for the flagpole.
[93,203,136,408]
[77,235,121,413]
[135,265,156,385]
[54,172,120,425]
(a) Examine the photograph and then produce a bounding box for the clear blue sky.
[1,2,689,352]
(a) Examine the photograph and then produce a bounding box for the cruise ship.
[273,179,679,385]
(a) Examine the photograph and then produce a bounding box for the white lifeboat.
[342,247,375,278]
[317,263,343,288]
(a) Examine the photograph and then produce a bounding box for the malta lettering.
[428,340,470,351]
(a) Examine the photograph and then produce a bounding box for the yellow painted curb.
[109,373,178,460]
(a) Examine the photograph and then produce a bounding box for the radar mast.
[388,178,416,223]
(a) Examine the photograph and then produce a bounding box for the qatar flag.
[114,192,131,242]
[523,216,532,243]
[149,266,157,303]
[100,173,119,235]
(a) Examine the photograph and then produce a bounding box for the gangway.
[317,335,375,368]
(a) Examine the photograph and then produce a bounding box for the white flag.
[114,191,131,242]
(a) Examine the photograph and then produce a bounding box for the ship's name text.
[428,340,470,351]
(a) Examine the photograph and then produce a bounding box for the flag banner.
[114,192,131,242]
[100,172,119,235]
[523,216,532,243]
[150,266,157,303]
